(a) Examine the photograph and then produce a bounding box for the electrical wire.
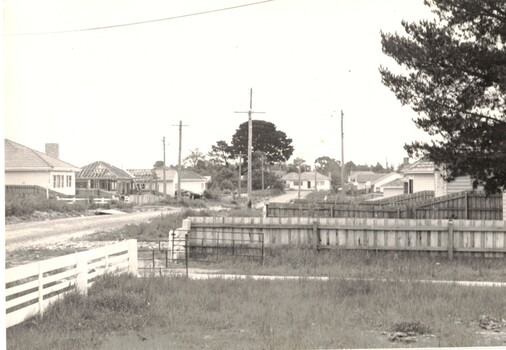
[8,0,275,36]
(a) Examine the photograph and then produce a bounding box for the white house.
[371,172,403,193]
[434,170,474,197]
[180,170,207,195]
[4,139,81,196]
[283,172,331,191]
[348,171,385,191]
[381,178,405,198]
[400,159,435,194]
[152,167,178,196]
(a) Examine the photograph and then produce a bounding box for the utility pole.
[172,121,188,202]
[261,152,265,191]
[341,110,345,199]
[237,152,242,198]
[162,137,167,197]
[314,163,317,191]
[235,88,265,208]
[298,164,301,200]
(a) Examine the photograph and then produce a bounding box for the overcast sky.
[4,0,435,170]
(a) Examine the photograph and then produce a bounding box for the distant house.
[76,161,134,195]
[282,172,331,191]
[400,159,435,194]
[434,170,474,197]
[4,139,81,196]
[152,167,178,196]
[127,169,156,193]
[371,172,403,193]
[348,171,385,191]
[381,178,405,198]
[180,170,208,195]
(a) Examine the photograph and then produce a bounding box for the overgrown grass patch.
[7,273,506,349]
[85,208,262,241]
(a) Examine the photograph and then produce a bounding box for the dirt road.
[5,208,180,252]
[254,190,310,209]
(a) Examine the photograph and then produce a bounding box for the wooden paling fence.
[5,240,138,328]
[267,191,502,220]
[5,185,73,199]
[185,217,506,258]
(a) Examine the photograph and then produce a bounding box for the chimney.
[403,157,409,166]
[45,143,59,159]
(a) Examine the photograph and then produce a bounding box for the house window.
[293,181,300,186]
[66,175,72,187]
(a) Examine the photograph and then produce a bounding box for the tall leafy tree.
[380,0,506,193]
[208,140,232,166]
[230,120,294,164]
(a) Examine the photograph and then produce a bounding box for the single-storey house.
[400,159,435,194]
[348,171,385,191]
[127,169,157,193]
[283,172,331,191]
[152,166,178,196]
[371,172,403,193]
[4,139,81,196]
[381,178,405,198]
[180,170,207,195]
[76,161,134,195]
[434,170,474,197]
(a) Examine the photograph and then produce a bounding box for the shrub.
[203,189,221,200]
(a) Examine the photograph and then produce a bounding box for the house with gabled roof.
[400,159,435,194]
[180,169,208,195]
[76,161,134,195]
[127,169,157,193]
[282,172,331,191]
[4,139,81,196]
[371,172,403,193]
[348,171,385,191]
[152,166,178,196]
[381,178,405,198]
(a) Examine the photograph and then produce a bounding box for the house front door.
[307,181,311,189]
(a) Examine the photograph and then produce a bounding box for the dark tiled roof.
[383,178,405,188]
[77,161,133,180]
[180,170,206,180]
[401,159,434,174]
[4,139,80,171]
[283,172,330,181]
[350,171,385,183]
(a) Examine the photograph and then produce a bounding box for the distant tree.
[230,120,294,164]
[380,0,506,193]
[315,156,342,188]
[208,140,232,166]
[371,162,387,173]
[183,149,207,171]
[153,160,165,168]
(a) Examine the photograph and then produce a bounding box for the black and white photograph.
[3,0,506,349]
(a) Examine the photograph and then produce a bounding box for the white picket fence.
[5,240,138,328]
[56,196,125,204]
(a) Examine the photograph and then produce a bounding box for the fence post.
[464,192,468,220]
[264,204,268,218]
[38,262,44,317]
[312,220,320,251]
[76,252,88,295]
[185,233,189,278]
[448,219,454,260]
[128,239,138,276]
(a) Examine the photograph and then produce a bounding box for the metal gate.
[138,231,264,277]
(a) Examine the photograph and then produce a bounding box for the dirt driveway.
[254,190,310,209]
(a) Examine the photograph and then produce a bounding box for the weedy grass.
[86,208,262,241]
[194,247,506,282]
[6,273,506,349]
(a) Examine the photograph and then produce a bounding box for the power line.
[9,0,275,36]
